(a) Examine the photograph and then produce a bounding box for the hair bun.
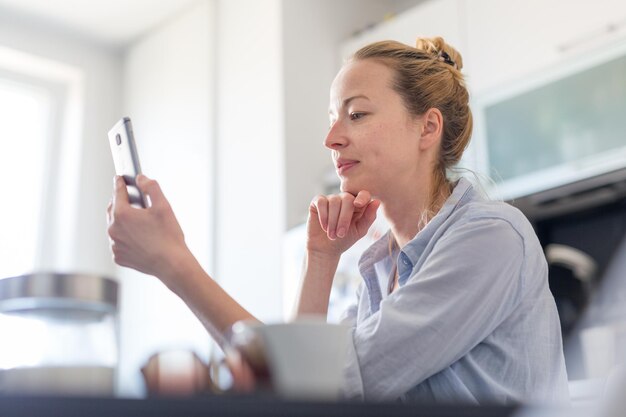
[414,36,463,71]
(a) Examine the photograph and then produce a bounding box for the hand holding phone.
[108,117,149,208]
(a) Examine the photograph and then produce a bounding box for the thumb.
[355,199,380,236]
[136,174,167,208]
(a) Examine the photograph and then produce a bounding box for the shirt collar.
[399,177,475,277]
[357,178,476,311]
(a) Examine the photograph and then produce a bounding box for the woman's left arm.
[294,191,380,317]
[342,217,529,400]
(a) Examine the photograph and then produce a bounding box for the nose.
[324,120,348,150]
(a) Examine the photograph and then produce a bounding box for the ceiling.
[0,0,200,47]
[0,0,427,49]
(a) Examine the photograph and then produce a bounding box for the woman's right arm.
[107,175,257,347]
[294,192,380,318]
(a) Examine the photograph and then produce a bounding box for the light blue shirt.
[340,178,570,404]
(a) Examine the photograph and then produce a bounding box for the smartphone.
[108,117,149,208]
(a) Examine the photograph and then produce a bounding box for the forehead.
[330,59,395,105]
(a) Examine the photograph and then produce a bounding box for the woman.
[107,37,569,404]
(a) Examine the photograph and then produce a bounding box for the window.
[0,77,52,277]
[0,46,83,278]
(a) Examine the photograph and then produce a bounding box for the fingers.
[137,174,167,209]
[356,199,381,235]
[353,190,371,208]
[326,195,343,240]
[311,195,329,232]
[335,195,356,238]
[112,175,130,209]
[225,350,256,393]
[312,191,373,240]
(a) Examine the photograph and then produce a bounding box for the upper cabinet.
[342,0,626,97]
[340,0,464,61]
[341,0,626,202]
[466,0,626,94]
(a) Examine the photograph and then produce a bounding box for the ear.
[418,108,443,151]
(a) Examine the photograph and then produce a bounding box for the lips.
[336,158,359,175]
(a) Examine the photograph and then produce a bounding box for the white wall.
[119,0,214,397]
[214,0,285,321]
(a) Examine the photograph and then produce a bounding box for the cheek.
[360,124,387,153]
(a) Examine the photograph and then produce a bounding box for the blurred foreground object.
[0,272,119,396]
[228,319,350,400]
[141,350,214,396]
[546,244,598,336]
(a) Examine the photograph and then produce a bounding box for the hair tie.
[438,51,457,70]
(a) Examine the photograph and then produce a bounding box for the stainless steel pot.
[0,272,120,396]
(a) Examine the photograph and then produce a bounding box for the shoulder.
[442,178,535,242]
[451,197,535,243]
[442,195,547,284]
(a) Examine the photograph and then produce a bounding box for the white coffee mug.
[230,319,350,400]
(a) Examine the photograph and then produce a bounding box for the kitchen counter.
[0,394,519,417]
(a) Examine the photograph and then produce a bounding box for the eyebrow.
[328,94,370,114]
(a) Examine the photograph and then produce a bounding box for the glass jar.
[0,272,119,396]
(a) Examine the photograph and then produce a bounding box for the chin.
[340,179,367,197]
[339,181,355,196]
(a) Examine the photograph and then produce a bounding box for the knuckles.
[110,245,130,268]
[107,227,117,242]
[311,195,327,205]
[142,178,158,194]
[107,221,123,242]
[111,204,131,224]
[339,192,356,201]
[327,194,342,205]
[152,203,170,219]
[311,192,359,204]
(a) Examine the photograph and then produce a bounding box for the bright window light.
[0,79,51,277]
[0,314,48,369]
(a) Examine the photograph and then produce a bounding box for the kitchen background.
[0,0,625,401]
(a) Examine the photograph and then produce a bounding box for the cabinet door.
[340,0,464,60]
[466,0,626,94]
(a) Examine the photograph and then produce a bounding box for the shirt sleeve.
[341,217,527,401]
[339,282,364,327]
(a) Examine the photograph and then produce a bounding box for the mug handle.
[218,348,257,393]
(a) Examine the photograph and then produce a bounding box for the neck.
[381,180,451,249]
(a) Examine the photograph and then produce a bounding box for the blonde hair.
[350,37,473,224]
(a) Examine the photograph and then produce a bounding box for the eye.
[350,112,366,121]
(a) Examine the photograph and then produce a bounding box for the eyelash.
[328,112,367,129]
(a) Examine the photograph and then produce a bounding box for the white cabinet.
[466,0,626,94]
[465,0,626,199]
[341,0,626,94]
[340,0,465,60]
[341,0,626,95]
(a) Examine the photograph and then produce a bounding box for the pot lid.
[0,272,119,315]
